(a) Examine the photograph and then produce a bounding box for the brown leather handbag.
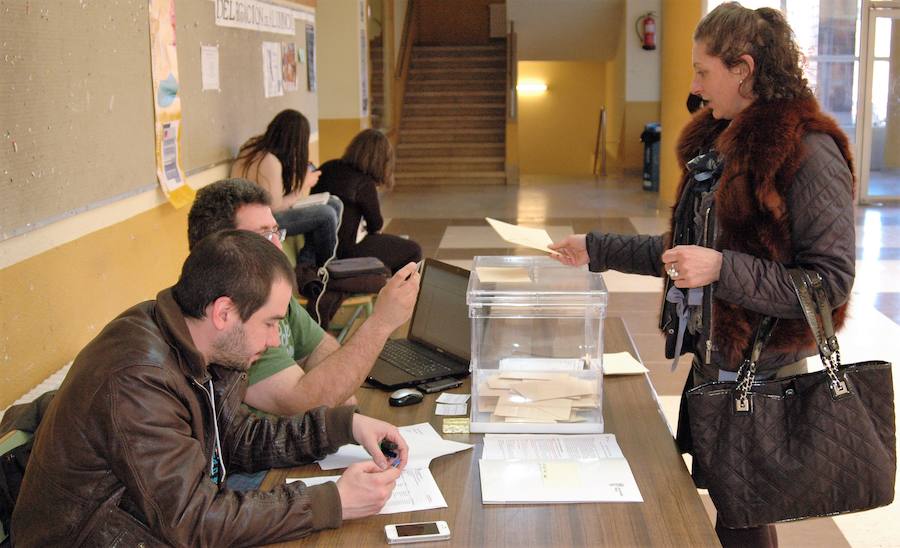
[686,269,896,529]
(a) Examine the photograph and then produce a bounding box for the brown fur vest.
[673,95,855,365]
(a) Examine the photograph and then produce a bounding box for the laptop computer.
[366,258,471,389]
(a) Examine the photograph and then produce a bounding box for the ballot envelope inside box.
[466,256,608,433]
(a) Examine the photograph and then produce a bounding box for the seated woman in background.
[314,129,421,274]
[231,109,342,268]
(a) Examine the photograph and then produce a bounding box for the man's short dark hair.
[187,178,272,250]
[173,230,296,321]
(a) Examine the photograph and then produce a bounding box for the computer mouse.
[389,388,424,407]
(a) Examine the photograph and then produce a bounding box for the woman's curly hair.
[694,2,813,102]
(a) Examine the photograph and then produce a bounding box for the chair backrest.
[0,429,34,544]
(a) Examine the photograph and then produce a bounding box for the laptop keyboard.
[380,340,456,378]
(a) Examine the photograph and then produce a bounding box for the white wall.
[625,0,661,102]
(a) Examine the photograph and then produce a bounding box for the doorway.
[857,1,900,203]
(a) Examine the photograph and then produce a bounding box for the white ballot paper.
[317,422,472,471]
[435,403,468,416]
[288,468,447,514]
[485,217,559,255]
[436,393,470,404]
[602,352,649,375]
[479,434,642,503]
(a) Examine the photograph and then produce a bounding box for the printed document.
[479,434,642,503]
[317,422,472,470]
[288,467,447,514]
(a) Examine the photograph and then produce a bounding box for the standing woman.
[314,129,422,274]
[550,3,855,546]
[232,109,343,268]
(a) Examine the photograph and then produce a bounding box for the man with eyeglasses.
[187,178,419,416]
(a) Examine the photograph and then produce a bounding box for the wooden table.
[264,317,720,547]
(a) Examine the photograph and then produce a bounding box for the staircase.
[370,39,384,129]
[396,43,507,185]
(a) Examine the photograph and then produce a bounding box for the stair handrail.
[389,0,417,149]
[592,107,607,177]
[395,0,416,80]
[506,21,517,121]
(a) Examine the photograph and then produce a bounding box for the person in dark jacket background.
[550,3,854,547]
[314,129,422,274]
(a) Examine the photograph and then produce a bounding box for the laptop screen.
[408,261,471,360]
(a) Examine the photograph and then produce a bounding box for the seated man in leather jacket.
[12,230,408,546]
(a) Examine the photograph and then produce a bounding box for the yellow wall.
[604,22,627,169]
[0,201,189,409]
[318,118,369,163]
[659,0,702,206]
[517,61,605,176]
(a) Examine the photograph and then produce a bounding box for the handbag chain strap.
[734,269,849,412]
[787,269,849,397]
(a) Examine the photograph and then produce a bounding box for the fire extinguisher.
[635,12,656,51]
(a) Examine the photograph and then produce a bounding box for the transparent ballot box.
[467,256,608,433]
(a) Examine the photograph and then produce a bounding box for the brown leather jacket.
[12,289,357,547]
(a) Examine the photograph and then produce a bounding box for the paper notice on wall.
[262,41,283,98]
[201,45,220,91]
[148,0,193,207]
[282,42,298,92]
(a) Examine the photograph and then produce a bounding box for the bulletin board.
[0,0,317,241]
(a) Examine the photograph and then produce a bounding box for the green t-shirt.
[247,297,325,386]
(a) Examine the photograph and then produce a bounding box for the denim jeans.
[274,195,343,267]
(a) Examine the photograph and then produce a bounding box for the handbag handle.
[787,269,850,398]
[734,269,849,412]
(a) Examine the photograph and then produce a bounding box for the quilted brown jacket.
[12,288,357,547]
[586,96,855,377]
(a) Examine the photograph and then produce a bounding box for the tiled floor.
[380,175,900,548]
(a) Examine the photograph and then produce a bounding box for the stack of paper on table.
[287,423,473,515]
[477,371,601,424]
[478,434,643,503]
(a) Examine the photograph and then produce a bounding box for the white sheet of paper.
[261,41,284,97]
[288,468,448,514]
[602,352,649,375]
[485,217,559,255]
[481,434,624,461]
[436,393,470,404]
[200,45,220,91]
[479,458,643,503]
[317,422,472,470]
[435,403,468,415]
[499,357,585,371]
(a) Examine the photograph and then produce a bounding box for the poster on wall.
[214,0,295,35]
[305,24,316,92]
[282,42,298,92]
[149,0,193,207]
[262,41,284,98]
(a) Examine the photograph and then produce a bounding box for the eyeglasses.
[259,227,287,243]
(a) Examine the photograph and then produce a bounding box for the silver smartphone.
[384,521,450,544]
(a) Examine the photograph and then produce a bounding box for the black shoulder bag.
[685,269,896,528]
